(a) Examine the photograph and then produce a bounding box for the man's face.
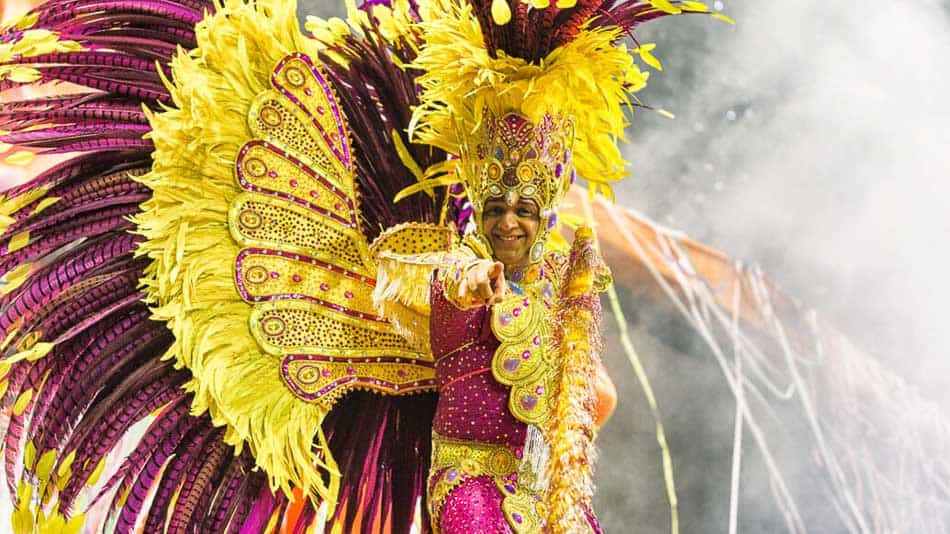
[481,196,540,268]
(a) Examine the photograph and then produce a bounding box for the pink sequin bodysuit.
[427,282,527,532]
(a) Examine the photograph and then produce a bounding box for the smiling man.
[483,197,541,271]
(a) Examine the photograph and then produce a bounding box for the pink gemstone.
[317,105,325,115]
[270,271,279,279]
[268,170,277,178]
[522,298,530,307]
[292,274,302,283]
[322,369,331,376]
[521,350,531,360]
[347,367,355,375]
[520,395,538,410]
[304,88,312,96]
[503,358,520,372]
[289,179,298,188]
[334,202,343,211]
[310,190,319,198]
[512,307,522,317]
[499,312,513,326]
[397,369,407,377]
[533,335,541,346]
[535,385,544,395]
[512,512,523,524]
[320,283,330,291]
[344,291,354,299]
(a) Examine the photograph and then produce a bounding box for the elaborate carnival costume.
[0,0,718,531]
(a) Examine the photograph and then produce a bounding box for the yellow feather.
[30,196,60,216]
[0,214,15,235]
[0,185,50,216]
[12,388,33,416]
[11,482,35,534]
[86,458,107,487]
[35,449,57,482]
[24,440,36,470]
[1,149,36,166]
[5,231,28,253]
[56,450,76,480]
[6,342,54,364]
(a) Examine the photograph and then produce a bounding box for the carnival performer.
[373,109,612,532]
[0,0,717,531]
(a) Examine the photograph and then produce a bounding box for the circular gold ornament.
[285,67,306,87]
[487,162,502,179]
[239,209,262,229]
[261,316,286,336]
[245,158,267,177]
[488,449,515,473]
[260,106,282,127]
[245,265,269,284]
[296,364,321,384]
[516,163,534,182]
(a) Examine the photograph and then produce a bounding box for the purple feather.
[205,454,263,532]
[0,233,141,329]
[93,395,191,511]
[6,51,161,74]
[31,0,205,28]
[40,139,152,154]
[112,410,202,534]
[0,153,138,202]
[2,123,151,149]
[142,424,222,532]
[0,214,135,274]
[28,305,154,455]
[0,195,147,243]
[170,433,230,531]
[239,485,284,534]
[59,359,184,511]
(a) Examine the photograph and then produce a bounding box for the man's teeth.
[497,236,521,241]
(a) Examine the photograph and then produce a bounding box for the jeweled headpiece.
[461,110,575,262]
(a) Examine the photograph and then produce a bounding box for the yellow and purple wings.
[136,1,451,507]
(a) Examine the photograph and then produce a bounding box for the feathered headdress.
[406,0,730,262]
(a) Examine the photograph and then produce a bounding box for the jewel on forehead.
[505,190,518,205]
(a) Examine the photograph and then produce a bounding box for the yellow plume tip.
[491,0,511,25]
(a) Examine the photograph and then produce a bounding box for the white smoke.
[620,0,950,409]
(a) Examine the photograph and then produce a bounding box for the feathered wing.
[0,2,277,532]
[0,0,452,531]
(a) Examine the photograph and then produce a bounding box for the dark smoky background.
[296,0,950,531]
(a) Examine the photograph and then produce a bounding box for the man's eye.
[518,209,535,217]
[485,207,503,216]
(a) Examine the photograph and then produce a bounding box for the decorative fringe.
[545,227,610,532]
[373,253,436,349]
